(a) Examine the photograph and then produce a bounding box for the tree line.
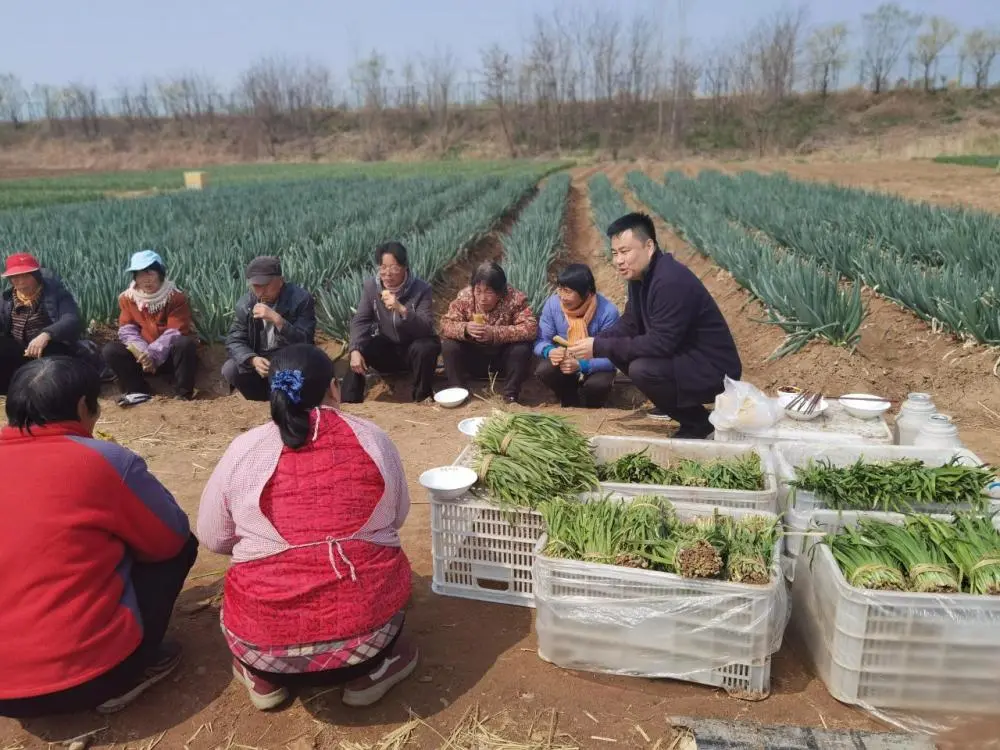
[0,2,997,157]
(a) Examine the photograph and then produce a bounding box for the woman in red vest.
[197,344,417,711]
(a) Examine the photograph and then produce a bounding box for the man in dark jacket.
[0,253,84,394]
[342,241,441,403]
[568,213,742,439]
[222,256,316,401]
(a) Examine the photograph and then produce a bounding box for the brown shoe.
[342,637,418,707]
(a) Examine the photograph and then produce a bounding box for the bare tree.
[915,17,959,91]
[861,3,922,94]
[422,47,458,149]
[0,74,26,127]
[587,8,622,102]
[962,29,1000,89]
[481,44,518,157]
[806,23,849,96]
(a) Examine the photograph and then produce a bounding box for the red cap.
[2,253,41,278]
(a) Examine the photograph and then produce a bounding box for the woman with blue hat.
[102,250,198,406]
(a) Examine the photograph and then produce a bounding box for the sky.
[4,0,998,93]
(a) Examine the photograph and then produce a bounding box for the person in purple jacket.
[568,213,742,439]
[534,264,620,408]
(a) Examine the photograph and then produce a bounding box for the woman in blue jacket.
[534,264,619,408]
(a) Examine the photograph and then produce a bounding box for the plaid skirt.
[222,609,404,675]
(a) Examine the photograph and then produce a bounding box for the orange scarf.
[14,287,42,308]
[561,293,598,344]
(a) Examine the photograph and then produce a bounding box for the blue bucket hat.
[126,250,164,273]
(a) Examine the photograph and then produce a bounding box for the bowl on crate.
[419,466,477,500]
[784,396,829,422]
[434,387,469,409]
[838,393,891,420]
[458,417,486,438]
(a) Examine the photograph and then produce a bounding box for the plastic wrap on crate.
[591,436,778,512]
[715,401,893,447]
[532,504,789,698]
[792,509,1000,732]
[775,442,989,513]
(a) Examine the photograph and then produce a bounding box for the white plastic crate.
[533,504,788,699]
[715,401,893,447]
[430,489,544,608]
[774,442,988,514]
[793,510,1000,714]
[591,436,778,512]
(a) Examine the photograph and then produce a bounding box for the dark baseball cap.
[246,256,282,285]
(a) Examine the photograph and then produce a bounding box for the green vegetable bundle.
[597,448,765,491]
[822,513,1000,595]
[790,457,994,512]
[538,496,779,584]
[473,411,599,508]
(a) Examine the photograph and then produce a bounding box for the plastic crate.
[793,510,1000,714]
[715,401,893,447]
[430,490,544,608]
[591,436,778,511]
[533,504,788,699]
[774,442,987,514]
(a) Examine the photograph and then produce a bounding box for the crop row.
[0,166,560,342]
[627,171,867,359]
[676,170,999,345]
[502,174,571,313]
[586,173,631,258]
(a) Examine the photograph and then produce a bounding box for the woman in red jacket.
[197,344,417,711]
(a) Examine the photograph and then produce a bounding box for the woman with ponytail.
[197,344,416,711]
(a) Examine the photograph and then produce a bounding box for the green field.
[933,155,1000,169]
[0,160,571,211]
[0,162,571,342]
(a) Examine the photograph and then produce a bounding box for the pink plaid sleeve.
[340,413,410,541]
[197,444,239,554]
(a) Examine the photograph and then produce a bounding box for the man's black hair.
[132,262,166,282]
[606,212,657,246]
[6,356,100,433]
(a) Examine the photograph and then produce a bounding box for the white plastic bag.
[709,376,782,432]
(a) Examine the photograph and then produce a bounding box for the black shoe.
[503,395,518,404]
[96,641,182,714]
[647,407,673,421]
[674,422,715,440]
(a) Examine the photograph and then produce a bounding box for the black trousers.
[103,337,199,399]
[0,535,199,718]
[535,359,615,408]
[341,335,441,404]
[610,355,713,432]
[221,357,270,401]
[0,337,75,395]
[440,338,533,399]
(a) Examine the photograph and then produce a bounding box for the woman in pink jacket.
[197,344,417,711]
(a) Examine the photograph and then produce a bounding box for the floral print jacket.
[440,286,538,345]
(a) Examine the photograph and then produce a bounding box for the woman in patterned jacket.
[440,261,538,404]
[196,344,416,711]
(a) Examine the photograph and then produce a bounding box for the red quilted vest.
[222,411,411,646]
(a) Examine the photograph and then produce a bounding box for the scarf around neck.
[125,279,178,314]
[561,293,598,344]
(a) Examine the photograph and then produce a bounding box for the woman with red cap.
[0,252,83,394]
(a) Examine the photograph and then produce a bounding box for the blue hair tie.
[270,369,304,404]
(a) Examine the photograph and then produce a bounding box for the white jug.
[914,414,962,450]
[895,392,937,445]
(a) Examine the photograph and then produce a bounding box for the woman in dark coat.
[0,252,83,395]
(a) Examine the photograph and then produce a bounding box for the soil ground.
[1,158,998,750]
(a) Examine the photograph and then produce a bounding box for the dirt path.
[8,162,992,749]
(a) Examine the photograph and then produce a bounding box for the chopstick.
[787,391,825,415]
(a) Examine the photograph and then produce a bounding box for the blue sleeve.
[534,297,559,358]
[586,300,621,372]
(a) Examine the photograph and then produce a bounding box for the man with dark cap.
[222,256,317,401]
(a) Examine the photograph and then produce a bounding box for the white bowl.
[838,393,891,420]
[458,417,486,438]
[784,397,829,421]
[776,392,799,408]
[419,466,477,500]
[434,387,469,408]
